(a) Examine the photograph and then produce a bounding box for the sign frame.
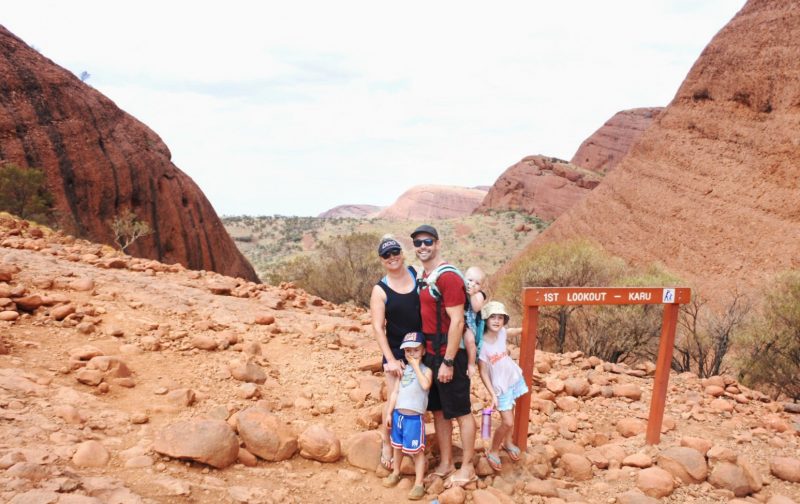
[514,286,691,446]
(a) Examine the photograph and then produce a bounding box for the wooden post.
[513,305,539,448]
[646,302,680,445]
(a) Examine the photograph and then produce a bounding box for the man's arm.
[443,303,465,361]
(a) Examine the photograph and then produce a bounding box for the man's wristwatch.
[442,358,455,367]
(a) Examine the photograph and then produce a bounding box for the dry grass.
[222,211,547,283]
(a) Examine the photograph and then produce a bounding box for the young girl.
[477,301,529,472]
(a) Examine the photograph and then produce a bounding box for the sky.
[3,1,746,217]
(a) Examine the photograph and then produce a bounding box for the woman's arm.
[370,285,397,364]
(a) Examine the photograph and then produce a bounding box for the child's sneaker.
[382,473,402,488]
[408,484,425,500]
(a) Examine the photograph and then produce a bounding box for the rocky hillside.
[0,26,258,282]
[377,185,487,220]
[317,205,383,218]
[473,156,602,222]
[570,108,663,174]
[505,0,800,298]
[1,215,798,503]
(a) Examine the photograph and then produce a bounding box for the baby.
[382,332,433,501]
[463,266,487,377]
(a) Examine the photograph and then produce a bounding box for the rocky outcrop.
[473,156,602,222]
[0,26,258,282]
[502,0,800,297]
[317,204,382,218]
[376,185,487,220]
[570,108,663,174]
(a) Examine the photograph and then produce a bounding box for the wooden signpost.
[513,287,691,446]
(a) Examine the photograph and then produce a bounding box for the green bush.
[267,232,384,307]
[738,271,800,400]
[0,163,54,223]
[497,239,625,353]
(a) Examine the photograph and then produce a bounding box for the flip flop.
[503,443,521,461]
[426,467,455,479]
[443,473,478,489]
[380,442,393,471]
[486,452,502,472]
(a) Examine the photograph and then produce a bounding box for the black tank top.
[377,266,421,360]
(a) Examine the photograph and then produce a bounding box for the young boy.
[383,332,433,500]
[463,266,487,378]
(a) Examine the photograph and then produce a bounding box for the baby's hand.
[407,355,419,367]
[467,363,478,378]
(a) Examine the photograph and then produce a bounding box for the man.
[411,224,476,488]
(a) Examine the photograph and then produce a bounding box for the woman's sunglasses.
[413,238,435,247]
[380,249,402,260]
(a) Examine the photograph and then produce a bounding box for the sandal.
[503,443,521,461]
[382,472,402,488]
[408,484,425,501]
[486,452,502,472]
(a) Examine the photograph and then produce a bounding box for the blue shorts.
[497,378,529,412]
[390,410,426,455]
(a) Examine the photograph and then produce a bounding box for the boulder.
[153,419,239,469]
[770,457,800,483]
[298,424,341,463]
[236,407,297,461]
[72,440,110,467]
[636,467,674,498]
[709,462,752,497]
[656,446,708,484]
[344,430,381,471]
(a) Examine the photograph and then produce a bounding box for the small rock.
[770,456,800,483]
[72,440,110,467]
[636,466,674,498]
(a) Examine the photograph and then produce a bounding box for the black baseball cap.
[377,238,402,256]
[410,224,439,240]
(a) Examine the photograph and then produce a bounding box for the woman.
[370,235,421,471]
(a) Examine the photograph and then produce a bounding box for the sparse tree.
[497,239,624,353]
[79,70,91,82]
[738,272,800,401]
[672,292,750,377]
[0,163,53,223]
[572,265,680,363]
[110,210,152,253]
[268,232,383,307]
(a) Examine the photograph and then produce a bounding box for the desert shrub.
[109,210,152,253]
[497,239,625,353]
[268,232,383,307]
[0,163,54,223]
[672,292,751,377]
[737,271,800,400]
[571,265,681,363]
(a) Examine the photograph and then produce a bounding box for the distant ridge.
[317,205,382,218]
[376,185,487,220]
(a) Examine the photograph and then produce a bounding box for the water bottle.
[481,408,492,439]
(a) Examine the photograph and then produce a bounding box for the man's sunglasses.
[413,238,435,247]
[380,249,402,260]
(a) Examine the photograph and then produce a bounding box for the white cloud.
[3,0,746,215]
